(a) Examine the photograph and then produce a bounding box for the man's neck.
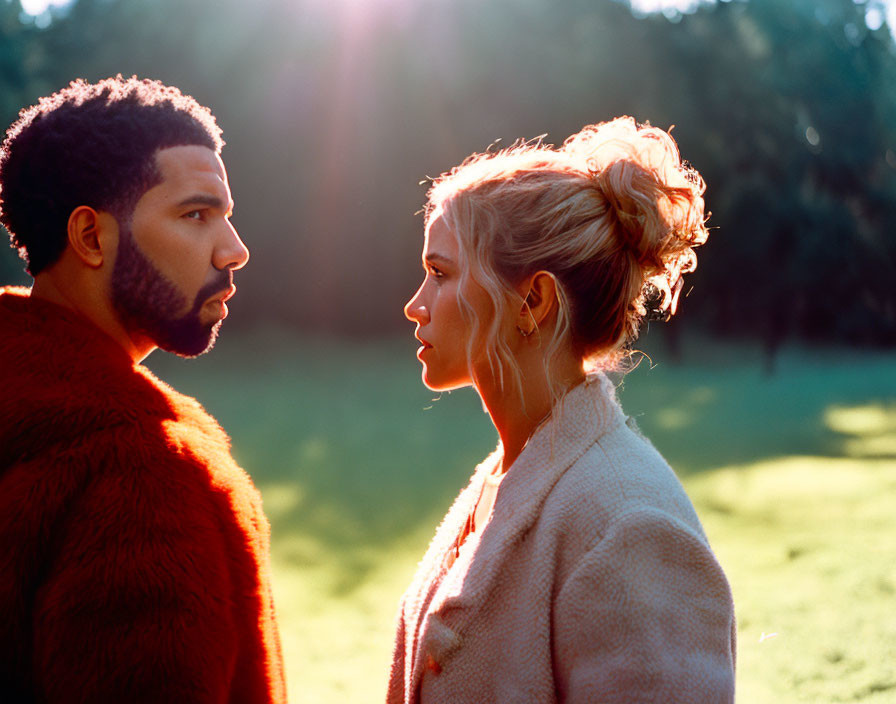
[31,272,152,364]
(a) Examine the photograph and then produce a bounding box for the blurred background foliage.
[1,0,895,360]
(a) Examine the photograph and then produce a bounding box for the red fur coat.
[0,286,286,703]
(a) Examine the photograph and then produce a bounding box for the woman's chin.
[421,369,469,393]
[421,374,447,392]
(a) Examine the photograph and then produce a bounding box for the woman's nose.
[404,287,429,323]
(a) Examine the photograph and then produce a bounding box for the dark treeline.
[1,0,895,354]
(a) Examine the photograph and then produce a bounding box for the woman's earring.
[517,302,537,337]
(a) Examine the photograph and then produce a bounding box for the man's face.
[111,145,249,357]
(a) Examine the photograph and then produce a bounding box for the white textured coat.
[387,374,736,703]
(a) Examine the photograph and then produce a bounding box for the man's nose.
[214,221,249,271]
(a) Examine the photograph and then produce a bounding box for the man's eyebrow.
[175,194,233,213]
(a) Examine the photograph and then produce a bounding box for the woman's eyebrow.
[424,252,454,265]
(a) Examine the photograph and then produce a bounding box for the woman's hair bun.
[562,117,708,320]
[423,115,710,372]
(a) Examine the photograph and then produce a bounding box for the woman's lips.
[415,335,432,357]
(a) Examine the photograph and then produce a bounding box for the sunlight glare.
[627,0,706,16]
[305,0,415,23]
[629,0,896,38]
[20,0,70,15]
[882,0,896,34]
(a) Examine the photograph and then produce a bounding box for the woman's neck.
[477,355,586,474]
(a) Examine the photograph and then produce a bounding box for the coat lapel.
[403,448,500,697]
[414,374,627,676]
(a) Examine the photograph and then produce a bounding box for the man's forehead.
[153,145,228,188]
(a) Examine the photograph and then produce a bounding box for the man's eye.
[185,210,203,220]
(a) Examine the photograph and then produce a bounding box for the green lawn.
[148,330,896,703]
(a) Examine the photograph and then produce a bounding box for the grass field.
[148,329,896,703]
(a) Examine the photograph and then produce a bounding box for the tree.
[639,0,896,358]
[0,0,893,351]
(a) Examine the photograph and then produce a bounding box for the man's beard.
[111,225,232,358]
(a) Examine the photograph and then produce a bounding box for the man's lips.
[203,285,236,322]
[207,285,236,305]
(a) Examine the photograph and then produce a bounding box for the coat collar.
[410,373,627,680]
[0,286,223,466]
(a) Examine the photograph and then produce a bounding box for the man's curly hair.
[0,75,223,275]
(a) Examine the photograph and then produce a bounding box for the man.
[0,76,286,703]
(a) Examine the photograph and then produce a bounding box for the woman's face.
[404,212,495,391]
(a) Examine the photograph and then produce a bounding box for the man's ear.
[517,270,559,336]
[66,206,117,268]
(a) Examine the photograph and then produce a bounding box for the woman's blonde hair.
[426,116,708,395]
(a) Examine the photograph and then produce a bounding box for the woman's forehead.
[424,213,457,253]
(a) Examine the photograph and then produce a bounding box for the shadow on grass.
[621,330,896,472]
[148,327,896,591]
[148,328,495,590]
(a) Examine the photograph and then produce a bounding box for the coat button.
[425,653,442,675]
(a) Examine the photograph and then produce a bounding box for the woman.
[388,118,736,703]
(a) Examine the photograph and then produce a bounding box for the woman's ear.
[66,206,116,268]
[517,270,558,336]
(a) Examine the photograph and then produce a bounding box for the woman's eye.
[428,266,443,279]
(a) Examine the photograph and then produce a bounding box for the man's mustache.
[186,268,234,317]
[196,268,233,304]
